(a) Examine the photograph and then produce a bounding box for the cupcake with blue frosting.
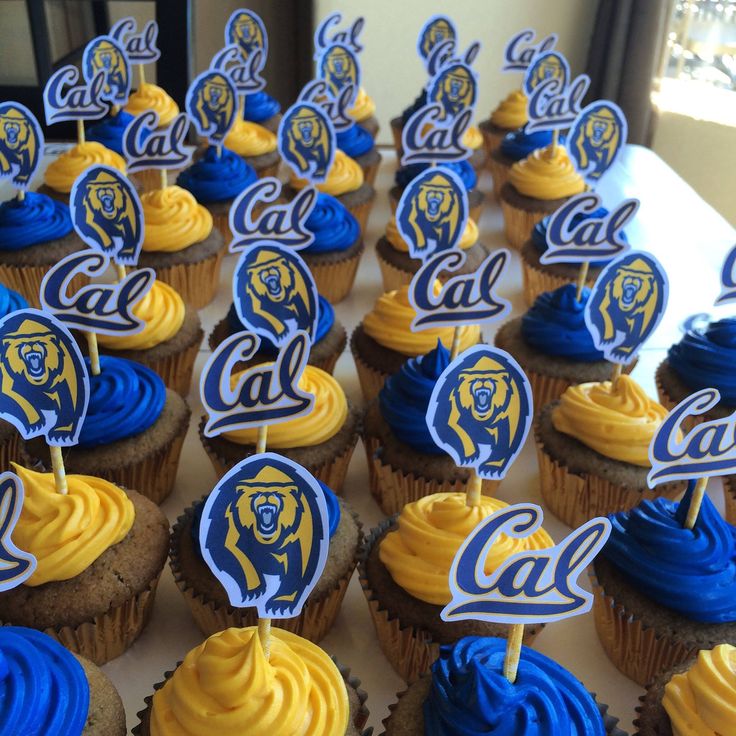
[242,89,281,132]
[223,118,281,179]
[337,123,382,186]
[0,626,127,735]
[209,293,347,375]
[87,109,141,157]
[590,484,736,687]
[24,356,190,504]
[488,125,554,200]
[382,637,627,735]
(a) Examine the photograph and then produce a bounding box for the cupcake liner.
[479,125,507,157]
[169,502,362,643]
[0,264,87,310]
[535,434,684,528]
[359,519,542,684]
[210,211,232,245]
[391,121,403,157]
[724,477,736,525]
[347,198,374,235]
[254,162,280,179]
[521,253,597,307]
[500,197,547,250]
[654,361,707,436]
[376,249,413,292]
[143,328,203,397]
[351,342,390,405]
[486,155,511,202]
[308,242,365,304]
[134,168,184,194]
[589,567,699,687]
[152,246,225,310]
[361,155,382,188]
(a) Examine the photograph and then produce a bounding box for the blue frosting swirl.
[500,126,555,162]
[531,207,624,269]
[336,123,374,158]
[668,317,736,404]
[424,637,604,736]
[400,89,428,125]
[0,284,27,317]
[243,91,281,123]
[77,356,166,447]
[395,160,477,192]
[177,145,257,203]
[0,626,89,736]
[0,192,73,251]
[602,483,736,623]
[379,340,450,455]
[227,294,334,351]
[521,284,604,361]
[87,109,143,156]
[303,193,360,254]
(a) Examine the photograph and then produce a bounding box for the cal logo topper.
[0,472,36,592]
[317,43,361,104]
[199,453,329,617]
[278,102,336,183]
[502,28,557,73]
[716,244,736,305]
[0,309,89,446]
[226,9,268,61]
[186,71,238,144]
[569,101,628,184]
[43,66,109,124]
[584,251,669,364]
[417,15,457,64]
[109,17,160,63]
[210,44,266,96]
[82,35,131,106]
[428,62,477,122]
[0,102,43,189]
[314,12,365,54]
[298,79,354,133]
[122,110,194,173]
[426,346,533,479]
[442,503,611,624]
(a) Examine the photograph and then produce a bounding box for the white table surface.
[23,144,736,734]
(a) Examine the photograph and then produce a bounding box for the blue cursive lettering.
[123,111,193,172]
[526,74,590,133]
[401,105,471,165]
[43,66,109,124]
[502,29,557,72]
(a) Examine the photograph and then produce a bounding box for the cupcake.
[487,125,554,200]
[133,626,370,735]
[242,90,282,132]
[383,637,628,735]
[520,206,622,306]
[363,342,498,514]
[287,150,376,233]
[535,376,687,528]
[0,465,168,664]
[376,214,486,292]
[350,285,481,403]
[96,280,202,396]
[0,284,27,467]
[494,284,634,408]
[170,482,361,641]
[0,192,83,308]
[136,185,225,309]
[478,88,528,155]
[223,118,281,178]
[87,108,142,156]
[500,144,586,250]
[0,626,127,735]
[200,364,360,492]
[349,86,379,139]
[336,123,382,186]
[24,356,190,505]
[590,487,736,687]
[208,294,347,375]
[635,645,735,735]
[389,160,484,223]
[462,123,489,171]
[360,493,552,683]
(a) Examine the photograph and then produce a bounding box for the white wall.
[314,0,599,145]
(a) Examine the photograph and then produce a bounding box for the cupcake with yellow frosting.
[535,376,686,528]
[500,144,586,250]
[360,493,552,682]
[133,627,371,735]
[199,364,360,493]
[350,285,481,403]
[478,88,528,155]
[0,465,169,664]
[376,214,486,292]
[136,186,225,309]
[349,86,379,140]
[223,118,281,178]
[170,482,361,642]
[635,645,736,735]
[287,150,375,234]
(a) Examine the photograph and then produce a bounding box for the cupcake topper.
[317,43,361,110]
[501,28,557,73]
[0,472,36,591]
[298,80,354,133]
[185,71,238,151]
[228,178,317,253]
[277,101,336,184]
[314,12,365,54]
[417,15,458,70]
[82,35,131,109]
[716,244,736,305]
[210,44,267,96]
[0,308,90,494]
[122,110,194,174]
[42,65,110,137]
[0,102,44,194]
[110,16,160,89]
[226,9,268,66]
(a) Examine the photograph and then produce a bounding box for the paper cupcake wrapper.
[347,197,374,236]
[351,342,390,405]
[377,249,414,292]
[391,122,403,157]
[309,242,365,304]
[133,654,372,735]
[589,567,700,688]
[486,155,510,202]
[480,126,506,157]
[535,433,684,528]
[500,197,549,251]
[254,161,280,179]
[141,327,203,397]
[521,255,598,308]
[0,264,87,310]
[152,245,225,310]
[134,168,184,194]
[361,155,382,188]
[210,211,233,245]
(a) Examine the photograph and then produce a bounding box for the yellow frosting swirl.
[225,118,278,157]
[463,124,483,150]
[11,464,134,586]
[44,142,126,194]
[379,493,553,605]
[385,214,478,253]
[141,186,213,253]
[363,285,480,356]
[663,644,736,736]
[508,145,585,200]
[290,150,364,196]
[125,82,180,127]
[223,365,348,447]
[150,627,349,736]
[349,86,376,122]
[552,376,668,467]
[489,89,528,130]
[97,280,184,350]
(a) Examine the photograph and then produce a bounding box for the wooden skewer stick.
[503,623,525,683]
[685,477,708,530]
[610,363,623,385]
[159,168,167,190]
[49,445,68,494]
[547,129,559,159]
[115,264,127,282]
[77,119,85,145]
[575,262,590,302]
[138,64,146,89]
[450,326,463,361]
[258,617,272,660]
[465,471,483,508]
[86,332,101,376]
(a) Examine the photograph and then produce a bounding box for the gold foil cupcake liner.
[361,155,382,188]
[210,211,233,246]
[152,246,225,310]
[521,255,586,307]
[589,567,699,687]
[500,197,547,251]
[347,198,374,235]
[377,249,413,292]
[144,327,203,397]
[134,168,184,194]
[308,242,365,304]
[351,342,390,404]
[486,155,510,202]
[0,264,87,310]
[391,122,403,156]
[479,126,506,157]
